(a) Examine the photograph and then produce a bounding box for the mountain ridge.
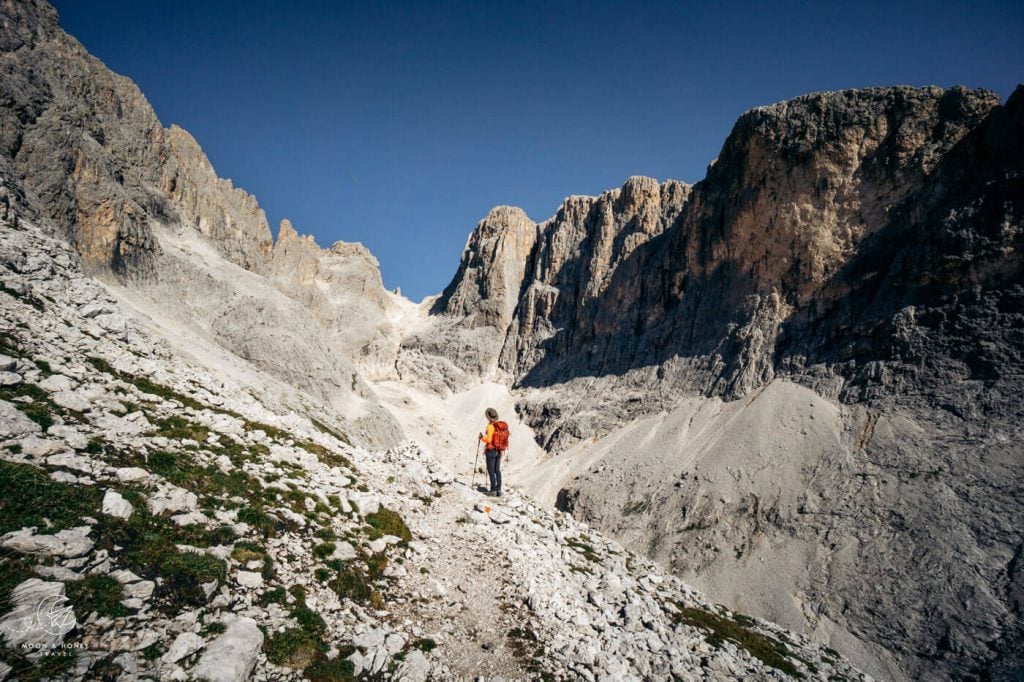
[1,1,1022,679]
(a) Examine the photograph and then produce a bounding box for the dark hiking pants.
[485,449,502,492]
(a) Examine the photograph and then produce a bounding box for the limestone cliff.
[0,0,272,275]
[425,86,1024,680]
[0,0,402,447]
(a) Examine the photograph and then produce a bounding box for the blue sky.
[53,0,1022,301]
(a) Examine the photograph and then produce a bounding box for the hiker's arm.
[479,424,494,445]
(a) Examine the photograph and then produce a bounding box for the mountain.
[1,0,1021,680]
[0,0,403,450]
[423,87,1024,680]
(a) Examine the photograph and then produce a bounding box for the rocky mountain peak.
[431,205,538,330]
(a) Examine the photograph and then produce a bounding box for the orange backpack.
[491,421,510,451]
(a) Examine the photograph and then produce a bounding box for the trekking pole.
[471,439,481,489]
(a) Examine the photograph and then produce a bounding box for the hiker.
[478,407,510,497]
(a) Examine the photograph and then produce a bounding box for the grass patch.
[66,574,129,618]
[259,586,286,605]
[310,417,350,446]
[86,356,208,411]
[327,551,387,608]
[0,382,62,430]
[148,414,211,442]
[141,642,164,660]
[0,460,102,534]
[566,537,600,563]
[364,506,412,543]
[411,638,437,653]
[265,627,320,669]
[200,620,226,636]
[0,549,37,612]
[92,509,227,614]
[313,543,336,560]
[231,541,266,564]
[0,648,77,681]
[507,626,549,679]
[671,604,804,678]
[304,654,356,681]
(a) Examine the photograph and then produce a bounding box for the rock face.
[425,87,1024,680]
[0,0,403,448]
[0,0,271,276]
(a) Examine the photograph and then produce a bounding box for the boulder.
[191,616,263,682]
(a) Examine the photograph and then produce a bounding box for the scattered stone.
[114,466,150,483]
[330,541,357,561]
[102,490,133,519]
[1,526,94,558]
[163,631,205,663]
[235,571,263,588]
[191,616,263,682]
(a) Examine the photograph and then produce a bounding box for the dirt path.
[386,481,533,680]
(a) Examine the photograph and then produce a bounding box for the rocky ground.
[0,216,869,680]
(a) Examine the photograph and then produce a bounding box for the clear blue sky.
[52,1,1022,302]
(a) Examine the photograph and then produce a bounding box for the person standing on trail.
[479,407,510,497]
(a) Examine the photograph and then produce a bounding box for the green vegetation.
[33,359,52,375]
[411,638,437,653]
[314,528,337,541]
[566,537,600,563]
[141,642,165,660]
[310,417,350,446]
[0,382,68,430]
[313,543,336,560]
[148,414,211,442]
[364,506,412,543]
[262,587,337,673]
[265,627,320,668]
[92,508,228,614]
[304,655,356,682]
[0,549,37,612]
[66,574,129,618]
[0,649,77,681]
[671,604,804,678]
[259,586,287,605]
[506,625,550,680]
[327,551,387,609]
[200,620,226,636]
[0,460,102,534]
[230,541,266,564]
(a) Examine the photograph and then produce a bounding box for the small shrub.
[231,541,266,564]
[260,586,286,605]
[304,656,355,682]
[201,621,226,636]
[411,638,437,653]
[313,543,336,560]
[364,506,411,543]
[265,627,319,668]
[66,574,129,618]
